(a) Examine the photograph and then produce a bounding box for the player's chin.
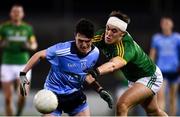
[82,50,89,54]
[105,39,113,44]
[80,49,88,54]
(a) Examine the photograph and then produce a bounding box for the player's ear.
[74,32,77,37]
[120,32,126,37]
[74,33,78,40]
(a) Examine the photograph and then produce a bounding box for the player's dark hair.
[109,11,130,24]
[75,18,94,38]
[160,16,173,22]
[11,3,24,8]
[10,3,24,12]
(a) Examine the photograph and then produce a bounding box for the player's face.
[105,24,125,44]
[75,33,92,54]
[10,6,24,21]
[160,18,173,34]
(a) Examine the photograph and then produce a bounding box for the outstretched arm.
[88,56,127,79]
[22,50,46,73]
[85,74,114,109]
[98,56,127,75]
[85,74,103,92]
[19,50,46,96]
[149,48,156,61]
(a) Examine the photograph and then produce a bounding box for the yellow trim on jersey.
[116,43,120,57]
[116,40,124,58]
[30,35,36,42]
[120,40,124,57]
[117,56,127,65]
[93,33,104,42]
[119,43,123,57]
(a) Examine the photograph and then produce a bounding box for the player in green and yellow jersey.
[0,4,38,116]
[87,11,167,116]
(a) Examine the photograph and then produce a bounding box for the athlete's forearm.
[22,50,46,73]
[28,36,38,51]
[29,42,38,51]
[85,74,103,92]
[85,74,96,84]
[97,61,117,75]
[25,41,38,51]
[97,56,126,75]
[149,48,156,61]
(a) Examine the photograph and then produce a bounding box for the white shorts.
[128,66,163,94]
[1,64,31,82]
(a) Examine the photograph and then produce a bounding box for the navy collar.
[70,41,94,58]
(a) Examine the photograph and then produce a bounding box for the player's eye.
[111,29,118,33]
[78,39,91,43]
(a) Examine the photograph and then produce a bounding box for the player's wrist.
[95,68,100,76]
[98,88,104,93]
[88,68,100,79]
[89,80,103,92]
[20,71,26,76]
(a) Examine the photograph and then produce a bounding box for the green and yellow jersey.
[93,29,156,82]
[0,21,36,64]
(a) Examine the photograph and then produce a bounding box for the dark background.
[0,0,180,89]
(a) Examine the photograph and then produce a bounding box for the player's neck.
[76,47,92,57]
[11,20,22,26]
[162,29,173,36]
[117,37,123,43]
[72,42,94,58]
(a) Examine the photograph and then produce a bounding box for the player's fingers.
[26,81,30,85]
[23,84,27,96]
[108,101,113,108]
[24,77,30,85]
[107,96,113,109]
[20,84,25,96]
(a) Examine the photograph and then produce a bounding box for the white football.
[33,89,58,114]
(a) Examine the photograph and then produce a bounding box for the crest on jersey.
[80,59,87,70]
[15,31,20,36]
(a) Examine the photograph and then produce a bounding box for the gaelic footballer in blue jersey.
[150,16,180,115]
[19,19,113,116]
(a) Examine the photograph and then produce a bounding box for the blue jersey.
[44,41,100,95]
[151,32,180,72]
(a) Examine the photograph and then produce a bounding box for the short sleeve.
[28,26,35,40]
[123,41,135,62]
[46,44,58,65]
[151,35,158,49]
[176,33,180,46]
